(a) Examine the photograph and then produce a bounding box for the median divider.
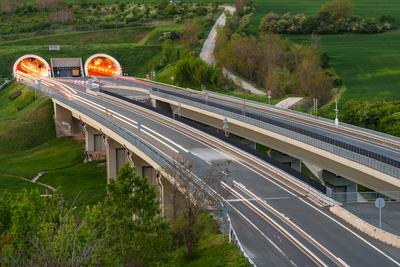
[98,88,338,208]
[330,205,400,248]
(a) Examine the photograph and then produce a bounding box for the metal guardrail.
[150,89,400,178]
[144,79,400,144]
[226,213,256,266]
[100,89,327,193]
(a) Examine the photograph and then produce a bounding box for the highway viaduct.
[12,54,400,266]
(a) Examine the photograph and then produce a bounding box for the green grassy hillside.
[0,83,106,203]
[290,30,400,103]
[242,0,400,104]
[247,0,400,33]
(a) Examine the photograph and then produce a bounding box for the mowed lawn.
[244,0,400,103]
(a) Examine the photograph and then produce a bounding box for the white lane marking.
[165,125,400,265]
[224,199,296,266]
[141,129,179,153]
[142,125,188,152]
[222,181,328,267]
[35,77,400,265]
[40,80,54,87]
[70,93,183,154]
[235,181,349,267]
[296,194,400,266]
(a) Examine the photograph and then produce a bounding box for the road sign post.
[375,197,385,228]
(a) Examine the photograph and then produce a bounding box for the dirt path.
[2,173,55,193]
[200,6,265,95]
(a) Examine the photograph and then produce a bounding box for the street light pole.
[334,100,339,127]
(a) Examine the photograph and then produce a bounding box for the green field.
[247,0,400,33]
[242,0,400,104]
[290,30,400,103]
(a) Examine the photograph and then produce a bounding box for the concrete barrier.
[330,205,400,248]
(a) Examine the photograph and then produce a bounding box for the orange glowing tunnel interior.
[15,57,49,76]
[87,56,119,77]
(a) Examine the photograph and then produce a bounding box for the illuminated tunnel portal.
[84,54,122,77]
[13,55,51,77]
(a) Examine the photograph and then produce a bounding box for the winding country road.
[200,6,265,95]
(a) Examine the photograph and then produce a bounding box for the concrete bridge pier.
[322,170,358,203]
[103,136,127,181]
[151,98,172,115]
[53,102,81,136]
[269,149,301,172]
[83,125,105,162]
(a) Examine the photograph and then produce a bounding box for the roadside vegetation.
[0,81,248,266]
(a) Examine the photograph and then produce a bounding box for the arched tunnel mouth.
[85,54,121,77]
[13,55,50,77]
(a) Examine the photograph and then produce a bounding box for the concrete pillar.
[84,125,104,153]
[152,98,172,115]
[53,102,82,136]
[322,170,358,203]
[53,102,73,136]
[269,149,301,172]
[104,137,126,181]
[157,176,185,220]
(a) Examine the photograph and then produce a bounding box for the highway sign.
[375,197,385,208]
[375,197,385,228]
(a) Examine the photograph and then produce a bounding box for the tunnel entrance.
[84,54,122,77]
[13,55,50,77]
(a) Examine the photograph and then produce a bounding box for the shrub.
[259,11,393,35]
[379,15,395,24]
[174,57,222,87]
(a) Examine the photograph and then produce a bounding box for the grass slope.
[0,82,55,154]
[243,0,400,104]
[0,175,44,196]
[0,83,106,204]
[290,30,400,103]
[0,26,154,47]
[247,0,400,34]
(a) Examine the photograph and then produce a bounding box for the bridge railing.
[151,90,400,178]
[144,79,400,144]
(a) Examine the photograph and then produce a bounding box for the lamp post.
[334,100,339,127]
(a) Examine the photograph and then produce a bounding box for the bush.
[174,57,222,87]
[342,101,400,136]
[259,8,394,35]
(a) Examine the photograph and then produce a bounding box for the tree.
[181,19,202,49]
[100,165,171,266]
[0,166,171,266]
[235,0,248,18]
[162,39,178,65]
[295,48,332,104]
[320,0,352,20]
[163,156,228,259]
